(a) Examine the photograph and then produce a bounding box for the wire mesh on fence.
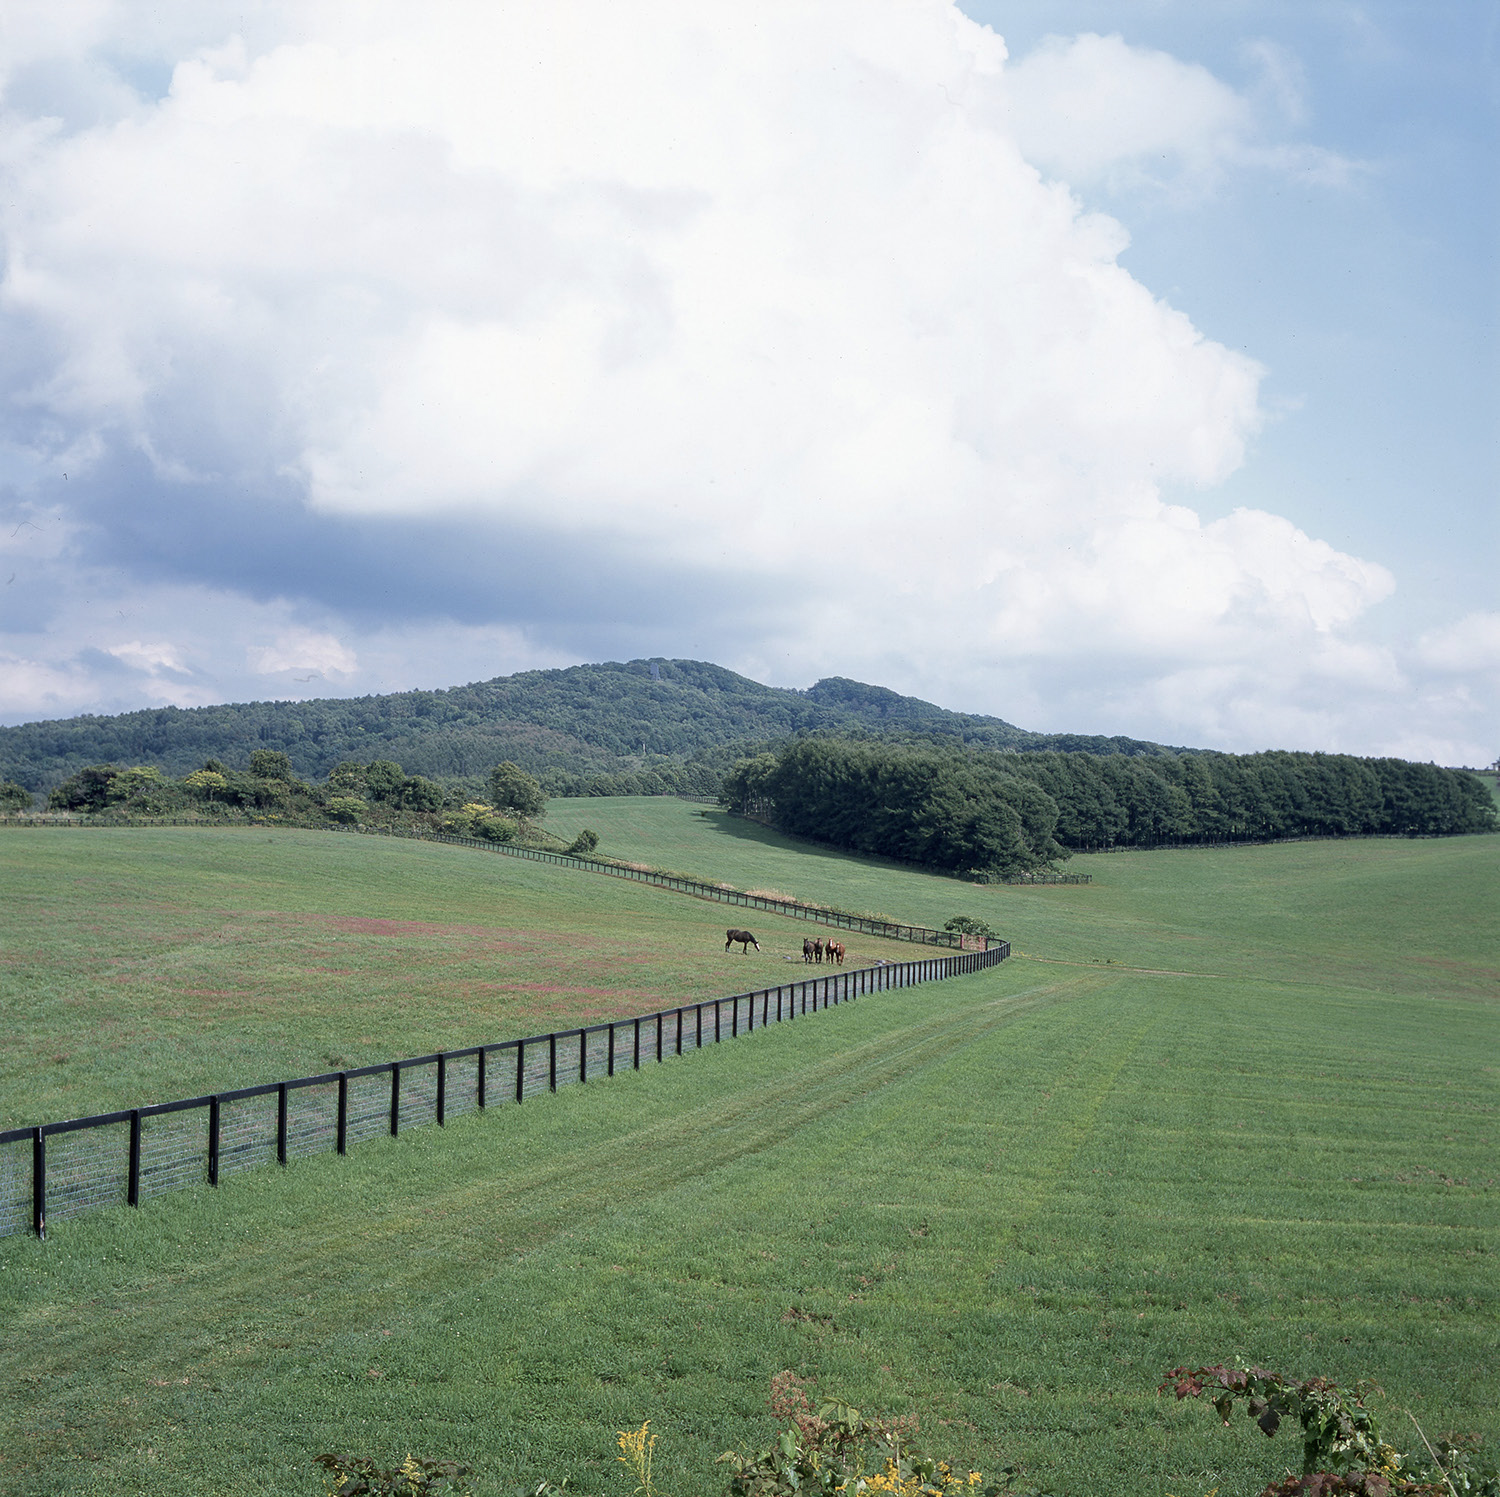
[1,942,1008,1240]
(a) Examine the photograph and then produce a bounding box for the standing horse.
[803,936,817,963]
[725,928,760,953]
[826,940,845,965]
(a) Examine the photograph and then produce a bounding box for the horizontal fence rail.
[0,943,1009,1241]
[1,817,996,949]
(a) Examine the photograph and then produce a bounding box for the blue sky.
[0,1,1494,763]
[963,0,1497,638]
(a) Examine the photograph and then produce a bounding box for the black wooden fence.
[0,942,1009,1241]
[0,817,991,949]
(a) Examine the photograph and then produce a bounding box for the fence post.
[516,1041,525,1103]
[127,1109,141,1207]
[277,1084,288,1164]
[633,1018,641,1069]
[337,1073,348,1155]
[657,1014,664,1062]
[580,1030,588,1084]
[608,1024,616,1076]
[208,1096,220,1186]
[696,1004,703,1048]
[32,1126,45,1240]
[478,1047,487,1110]
[548,1034,557,1092]
[437,1053,447,1125]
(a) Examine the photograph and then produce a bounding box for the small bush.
[718,1372,1012,1497]
[1164,1362,1498,1497]
[943,916,995,938]
[314,1452,472,1495]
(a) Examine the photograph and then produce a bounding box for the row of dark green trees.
[721,741,1497,875]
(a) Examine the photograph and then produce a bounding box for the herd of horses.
[803,935,845,964]
[722,928,844,964]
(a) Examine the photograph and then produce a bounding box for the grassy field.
[552,800,1497,1000]
[0,825,917,1129]
[0,811,1495,1496]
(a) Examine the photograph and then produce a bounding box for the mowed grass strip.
[1,930,1494,1495]
[0,827,916,1128]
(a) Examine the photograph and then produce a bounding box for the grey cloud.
[47,444,796,643]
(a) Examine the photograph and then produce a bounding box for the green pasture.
[0,813,1495,1496]
[553,799,1496,999]
[0,825,915,1130]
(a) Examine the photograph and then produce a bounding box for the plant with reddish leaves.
[1162,1364,1497,1497]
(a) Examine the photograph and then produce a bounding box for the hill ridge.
[0,657,1182,792]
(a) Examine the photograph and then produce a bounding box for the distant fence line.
[1,816,996,950]
[0,943,1010,1241]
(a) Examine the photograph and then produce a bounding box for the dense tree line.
[0,658,1178,796]
[722,740,1496,875]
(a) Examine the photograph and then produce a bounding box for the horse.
[725,928,760,953]
[813,936,824,964]
[803,936,818,963]
[826,940,845,965]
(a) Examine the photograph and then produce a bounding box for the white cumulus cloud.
[0,0,1484,761]
[247,630,357,677]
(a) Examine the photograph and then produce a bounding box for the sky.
[0,1,1494,763]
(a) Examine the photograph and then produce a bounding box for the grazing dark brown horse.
[826,940,845,965]
[725,928,760,953]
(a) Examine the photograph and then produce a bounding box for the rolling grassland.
[0,813,1494,1496]
[0,826,918,1130]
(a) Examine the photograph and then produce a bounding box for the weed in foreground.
[1164,1364,1500,1497]
[314,1450,474,1496]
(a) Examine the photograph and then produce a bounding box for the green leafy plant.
[717,1372,1015,1497]
[314,1450,473,1496]
[1163,1364,1498,1497]
[942,916,995,938]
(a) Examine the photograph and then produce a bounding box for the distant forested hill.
[0,658,1180,795]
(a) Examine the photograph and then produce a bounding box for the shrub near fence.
[0,943,1010,1241]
